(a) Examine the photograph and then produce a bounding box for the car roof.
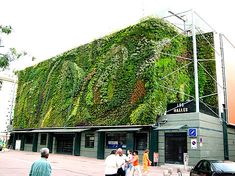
[199,159,234,164]
[200,159,222,162]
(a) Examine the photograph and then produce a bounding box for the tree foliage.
[0,25,26,71]
[0,25,12,70]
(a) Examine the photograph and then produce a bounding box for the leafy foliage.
[0,25,12,34]
[0,25,26,72]
[13,17,217,128]
[187,32,218,107]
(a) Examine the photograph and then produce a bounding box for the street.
[0,150,189,176]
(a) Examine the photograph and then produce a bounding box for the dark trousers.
[105,174,117,176]
[117,168,125,176]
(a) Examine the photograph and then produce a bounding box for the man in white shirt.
[105,150,118,176]
[116,148,127,176]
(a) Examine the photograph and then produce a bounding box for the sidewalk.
[154,164,190,176]
[0,150,190,176]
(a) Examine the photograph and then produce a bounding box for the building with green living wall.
[13,17,217,129]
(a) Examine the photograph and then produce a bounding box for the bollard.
[163,170,169,176]
[177,168,182,176]
[168,168,173,176]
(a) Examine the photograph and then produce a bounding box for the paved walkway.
[0,150,189,176]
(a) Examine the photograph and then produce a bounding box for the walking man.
[29,148,52,176]
[105,150,118,176]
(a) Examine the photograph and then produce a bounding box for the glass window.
[213,162,235,172]
[25,134,33,144]
[40,134,47,145]
[85,133,95,148]
[202,161,211,171]
[106,133,126,149]
[194,160,203,170]
[135,133,147,150]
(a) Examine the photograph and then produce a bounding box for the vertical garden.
[13,17,217,128]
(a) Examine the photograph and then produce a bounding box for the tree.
[0,25,26,87]
[1,25,26,69]
[0,25,11,69]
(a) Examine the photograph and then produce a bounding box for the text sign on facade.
[188,128,197,137]
[167,102,191,114]
[166,101,218,116]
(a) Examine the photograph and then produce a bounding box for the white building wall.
[0,72,17,142]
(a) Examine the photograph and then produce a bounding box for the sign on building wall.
[191,139,197,149]
[167,102,193,114]
[167,101,218,117]
[15,140,21,150]
[188,128,197,137]
[200,137,203,147]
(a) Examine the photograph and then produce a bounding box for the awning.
[96,128,142,132]
[154,125,188,131]
[31,129,89,133]
[12,128,89,133]
[11,131,32,133]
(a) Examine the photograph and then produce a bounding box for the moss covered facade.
[13,17,217,128]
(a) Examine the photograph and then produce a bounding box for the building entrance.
[55,134,74,155]
[165,132,187,164]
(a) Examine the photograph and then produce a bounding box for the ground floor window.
[40,134,47,145]
[85,133,95,148]
[165,132,187,164]
[106,133,126,149]
[25,134,33,144]
[55,134,74,155]
[135,133,147,150]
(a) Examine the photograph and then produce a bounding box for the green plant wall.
[13,17,217,128]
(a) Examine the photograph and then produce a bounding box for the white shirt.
[105,154,118,175]
[116,154,127,170]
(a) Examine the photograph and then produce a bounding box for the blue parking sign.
[188,128,197,137]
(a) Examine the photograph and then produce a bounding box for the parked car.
[190,159,235,176]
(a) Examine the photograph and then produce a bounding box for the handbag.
[147,160,151,166]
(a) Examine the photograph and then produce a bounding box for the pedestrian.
[29,148,52,176]
[143,149,151,176]
[131,150,142,176]
[116,148,127,176]
[153,152,159,166]
[126,149,133,176]
[105,150,118,176]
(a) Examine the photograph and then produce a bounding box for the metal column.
[192,11,200,112]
